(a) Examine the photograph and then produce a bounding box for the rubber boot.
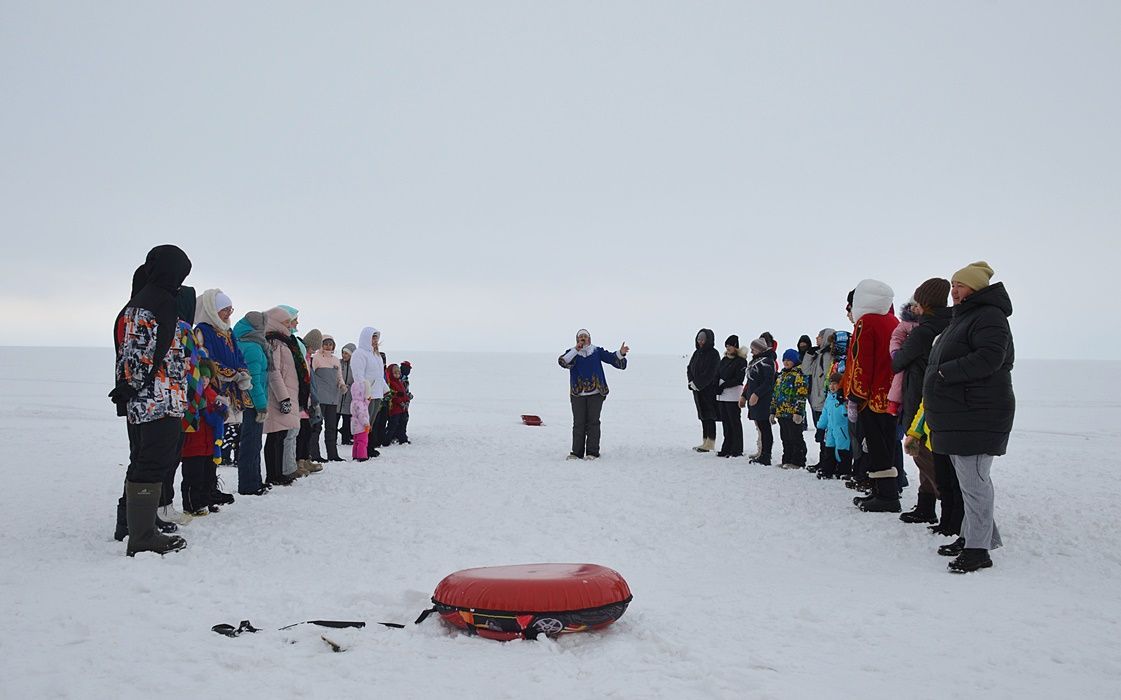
[900,492,938,524]
[125,482,187,557]
[114,492,128,541]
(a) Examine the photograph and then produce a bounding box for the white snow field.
[1,347,1119,699]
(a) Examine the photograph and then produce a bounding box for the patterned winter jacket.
[770,367,808,424]
[558,346,627,396]
[115,307,189,424]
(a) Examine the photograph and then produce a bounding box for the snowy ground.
[2,348,1119,699]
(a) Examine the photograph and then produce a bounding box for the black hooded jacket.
[687,328,720,393]
[111,245,192,406]
[923,283,1016,456]
[891,305,952,430]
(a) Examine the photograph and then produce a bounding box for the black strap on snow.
[212,620,261,637]
[414,606,438,625]
[278,619,367,631]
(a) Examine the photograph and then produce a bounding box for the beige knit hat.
[951,261,994,291]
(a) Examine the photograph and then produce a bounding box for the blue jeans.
[237,408,264,493]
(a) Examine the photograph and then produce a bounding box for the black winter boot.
[858,478,901,513]
[938,537,966,557]
[948,548,992,573]
[125,482,186,557]
[900,492,939,524]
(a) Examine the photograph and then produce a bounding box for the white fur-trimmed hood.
[852,279,894,321]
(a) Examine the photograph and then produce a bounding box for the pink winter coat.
[350,379,370,434]
[264,307,301,434]
[887,319,918,406]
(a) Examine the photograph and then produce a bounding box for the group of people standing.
[114,245,1013,575]
[683,262,1016,574]
[111,245,414,557]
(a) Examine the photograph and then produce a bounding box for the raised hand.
[619,342,629,356]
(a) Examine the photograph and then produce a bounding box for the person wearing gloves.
[715,336,747,458]
[842,279,902,513]
[687,329,721,453]
[263,307,304,486]
[311,335,348,461]
[109,244,192,556]
[194,290,250,463]
[337,343,356,445]
[350,327,390,458]
[382,363,410,446]
[924,262,1015,574]
[558,329,629,460]
[193,288,251,505]
[799,328,835,471]
[233,311,271,495]
[771,349,810,469]
[740,338,777,465]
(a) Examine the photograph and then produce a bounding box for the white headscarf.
[195,288,233,331]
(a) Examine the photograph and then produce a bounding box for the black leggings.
[264,431,286,481]
[718,402,743,455]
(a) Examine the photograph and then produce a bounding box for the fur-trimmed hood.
[852,279,894,321]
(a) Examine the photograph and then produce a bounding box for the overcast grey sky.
[2,1,1118,359]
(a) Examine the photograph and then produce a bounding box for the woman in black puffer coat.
[923,261,1015,574]
[687,328,720,453]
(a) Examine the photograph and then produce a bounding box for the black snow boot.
[125,482,186,557]
[900,492,939,524]
[938,537,966,557]
[948,548,992,574]
[858,478,901,513]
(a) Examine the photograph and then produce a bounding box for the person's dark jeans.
[321,404,340,459]
[337,409,352,444]
[237,408,264,493]
[308,406,325,461]
[570,393,605,457]
[297,417,312,460]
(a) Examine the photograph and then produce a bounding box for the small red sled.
[521,414,543,426]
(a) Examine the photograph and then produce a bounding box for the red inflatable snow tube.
[428,563,632,641]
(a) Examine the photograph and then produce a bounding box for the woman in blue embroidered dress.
[558,329,629,460]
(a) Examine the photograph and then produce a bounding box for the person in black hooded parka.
[923,261,1015,574]
[110,245,192,557]
[687,329,720,452]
